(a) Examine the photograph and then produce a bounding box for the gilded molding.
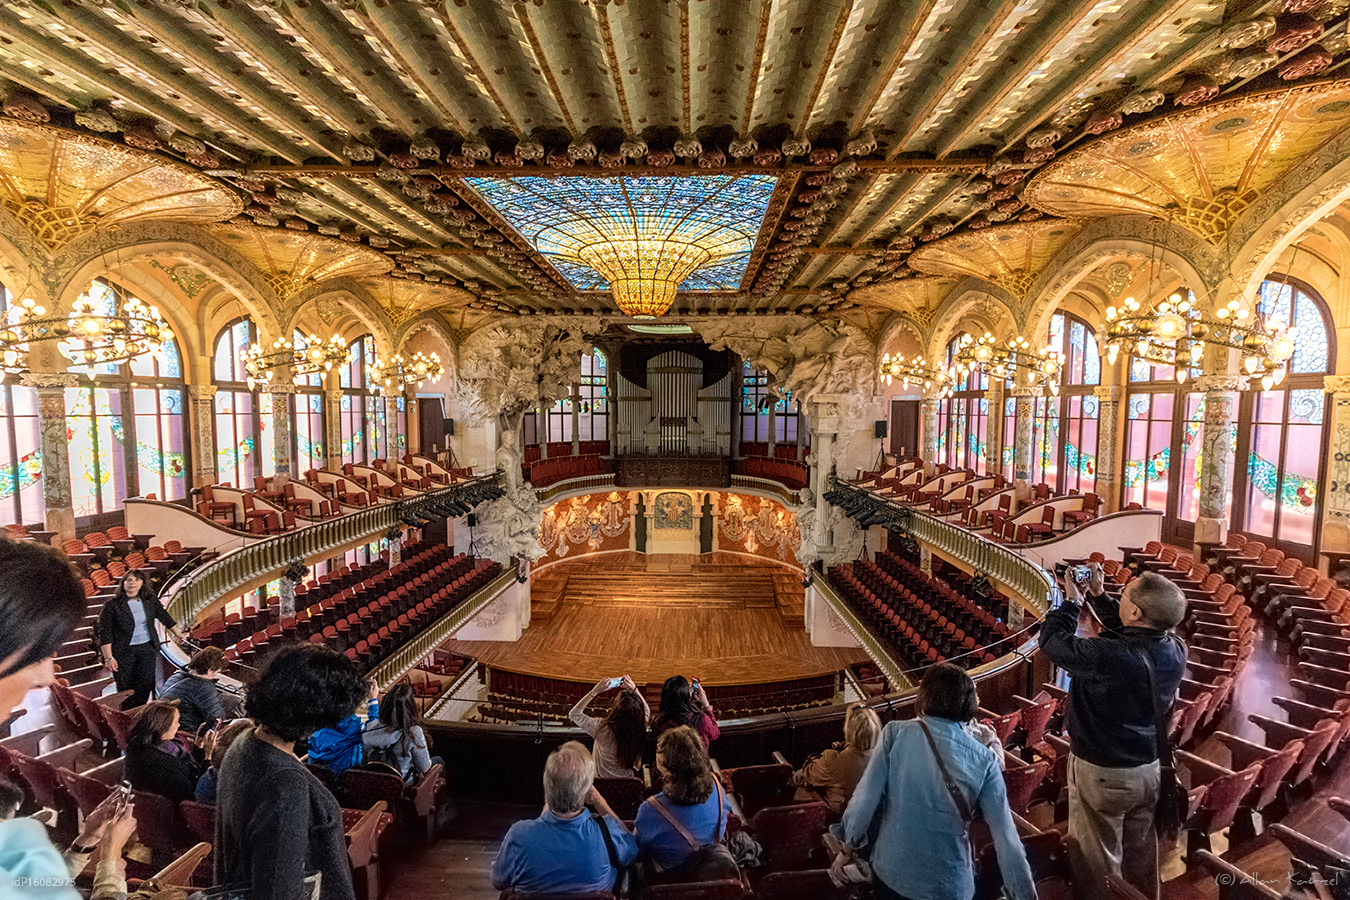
[18,372,79,389]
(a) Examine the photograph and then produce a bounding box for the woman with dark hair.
[651,675,719,748]
[634,726,729,876]
[124,700,204,803]
[97,570,185,709]
[217,643,366,900]
[569,675,650,778]
[363,682,441,783]
[830,663,1035,900]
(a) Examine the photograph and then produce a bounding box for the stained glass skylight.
[464,175,778,293]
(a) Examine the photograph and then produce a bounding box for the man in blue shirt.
[492,741,637,894]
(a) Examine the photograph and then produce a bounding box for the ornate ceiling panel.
[908,220,1084,300]
[355,276,475,329]
[208,223,392,304]
[848,276,960,323]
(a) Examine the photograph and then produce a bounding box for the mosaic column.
[1320,375,1350,554]
[187,384,218,489]
[920,397,939,472]
[1092,385,1123,512]
[808,399,841,561]
[1193,374,1241,547]
[984,382,1004,477]
[267,385,294,484]
[1011,386,1036,503]
[385,395,401,460]
[325,387,343,471]
[22,374,77,542]
[570,385,581,455]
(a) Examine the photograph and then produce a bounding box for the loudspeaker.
[874,420,888,439]
[444,417,454,436]
[466,513,477,527]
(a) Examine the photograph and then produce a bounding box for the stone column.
[187,384,218,488]
[23,374,78,542]
[325,387,343,470]
[809,400,841,560]
[267,384,295,484]
[1193,374,1242,546]
[385,394,401,460]
[984,382,1004,477]
[920,397,940,473]
[570,385,581,455]
[1320,375,1350,555]
[1011,386,1036,502]
[1092,385,1123,512]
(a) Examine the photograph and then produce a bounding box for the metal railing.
[166,474,501,624]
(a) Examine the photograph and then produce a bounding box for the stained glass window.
[213,317,270,487]
[0,285,43,525]
[65,386,126,517]
[1001,397,1017,481]
[579,351,608,444]
[340,335,375,464]
[1062,393,1098,494]
[1176,393,1215,524]
[464,175,777,292]
[1257,279,1329,375]
[739,360,801,449]
[941,333,988,473]
[1123,391,1173,510]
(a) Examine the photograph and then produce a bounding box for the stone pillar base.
[1014,478,1032,504]
[1194,515,1228,545]
[46,508,75,545]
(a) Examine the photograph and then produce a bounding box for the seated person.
[792,702,882,815]
[634,726,727,875]
[306,676,379,774]
[124,701,204,804]
[195,718,255,805]
[569,675,649,779]
[159,646,228,732]
[491,741,636,895]
[362,683,441,783]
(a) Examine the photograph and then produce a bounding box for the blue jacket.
[307,700,378,774]
[492,810,637,894]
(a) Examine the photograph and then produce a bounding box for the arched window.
[942,333,988,472]
[339,334,381,464]
[213,317,273,488]
[1232,276,1333,556]
[291,330,326,475]
[0,285,43,524]
[64,279,187,520]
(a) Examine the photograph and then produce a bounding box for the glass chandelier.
[369,351,444,395]
[0,291,173,373]
[244,333,351,390]
[878,353,952,396]
[1104,292,1295,389]
[951,333,1063,395]
[576,239,710,319]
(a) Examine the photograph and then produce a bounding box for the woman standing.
[650,675,719,748]
[363,683,441,783]
[97,570,185,709]
[569,675,649,779]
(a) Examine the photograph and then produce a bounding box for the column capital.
[1192,374,1244,393]
[259,382,297,394]
[188,384,218,399]
[1010,386,1040,398]
[18,372,79,389]
[1092,385,1123,401]
[1324,374,1350,394]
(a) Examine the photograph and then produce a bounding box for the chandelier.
[878,353,952,396]
[952,333,1063,395]
[244,333,351,390]
[576,239,710,319]
[0,290,173,373]
[1104,292,1295,389]
[369,351,444,395]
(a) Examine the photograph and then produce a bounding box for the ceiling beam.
[847,0,939,135]
[240,157,988,178]
[516,5,580,135]
[430,5,526,136]
[591,3,636,136]
[739,0,774,136]
[796,0,857,129]
[351,5,473,136]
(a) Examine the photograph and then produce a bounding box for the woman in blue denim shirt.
[831,663,1036,900]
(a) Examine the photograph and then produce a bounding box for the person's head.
[658,675,699,725]
[0,777,23,819]
[129,700,181,750]
[209,718,255,770]
[188,647,227,678]
[916,663,979,722]
[542,741,595,816]
[378,682,420,739]
[1119,572,1187,631]
[655,726,714,806]
[0,539,86,717]
[604,689,648,772]
[244,644,365,744]
[117,570,149,601]
[843,703,882,752]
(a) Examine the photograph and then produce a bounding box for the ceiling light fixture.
[951,332,1062,395]
[878,353,952,396]
[369,351,444,395]
[0,286,173,373]
[244,333,351,390]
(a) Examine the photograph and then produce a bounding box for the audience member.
[569,675,650,779]
[159,646,228,732]
[0,779,21,820]
[634,726,731,878]
[831,663,1035,900]
[651,675,719,747]
[491,741,637,895]
[96,570,185,709]
[1041,564,1187,900]
[195,718,254,804]
[792,702,881,815]
[363,682,440,783]
[125,700,205,803]
[217,643,366,900]
[307,675,380,774]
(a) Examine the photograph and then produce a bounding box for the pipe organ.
[615,350,733,456]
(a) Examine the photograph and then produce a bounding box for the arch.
[0,206,52,304]
[70,263,201,382]
[924,280,1020,360]
[399,314,460,380]
[875,313,926,361]
[288,280,394,362]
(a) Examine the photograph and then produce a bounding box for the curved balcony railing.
[165,474,502,625]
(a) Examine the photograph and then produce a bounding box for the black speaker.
[466,513,477,527]
[444,417,454,436]
[874,420,888,439]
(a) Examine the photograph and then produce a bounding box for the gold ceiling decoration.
[1024,79,1350,245]
[0,119,240,252]
[356,277,476,328]
[907,220,1083,300]
[209,223,392,303]
[847,277,958,324]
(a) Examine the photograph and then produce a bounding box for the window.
[1123,391,1173,511]
[1001,397,1017,481]
[0,285,44,525]
[740,360,801,447]
[579,351,608,443]
[1016,312,1099,492]
[213,317,272,487]
[340,335,378,464]
[941,333,988,471]
[291,331,326,474]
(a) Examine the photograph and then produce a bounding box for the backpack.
[645,779,740,883]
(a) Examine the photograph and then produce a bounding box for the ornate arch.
[288,280,395,362]
[924,280,1019,360]
[875,313,927,359]
[398,314,460,379]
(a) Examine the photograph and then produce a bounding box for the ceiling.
[0,0,1346,329]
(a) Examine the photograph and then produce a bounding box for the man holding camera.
[1040,563,1187,900]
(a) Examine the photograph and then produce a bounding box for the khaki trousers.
[1067,754,1161,900]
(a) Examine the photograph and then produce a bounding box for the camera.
[1053,562,1092,583]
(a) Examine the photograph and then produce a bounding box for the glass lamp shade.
[577,239,710,318]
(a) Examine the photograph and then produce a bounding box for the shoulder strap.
[647,779,726,849]
[918,720,974,827]
[1130,636,1181,766]
[591,812,621,870]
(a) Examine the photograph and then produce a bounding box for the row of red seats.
[526,453,610,487]
[738,456,809,489]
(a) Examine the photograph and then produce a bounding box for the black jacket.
[125,742,203,804]
[1039,591,1186,768]
[96,593,177,658]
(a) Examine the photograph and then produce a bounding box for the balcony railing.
[165,474,502,625]
[811,576,913,692]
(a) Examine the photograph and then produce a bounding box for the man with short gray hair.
[491,741,637,894]
[1040,565,1186,900]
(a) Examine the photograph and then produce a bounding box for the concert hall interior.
[4,1,1350,898]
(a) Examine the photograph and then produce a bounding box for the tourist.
[216,643,366,900]
[159,646,228,732]
[124,700,204,803]
[569,675,650,778]
[1041,564,1187,900]
[491,741,637,895]
[97,570,186,709]
[363,682,441,783]
[194,717,254,804]
[651,675,719,747]
[307,675,380,774]
[634,726,734,879]
[830,663,1035,900]
[792,702,882,815]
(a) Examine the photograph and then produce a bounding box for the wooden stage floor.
[441,553,871,686]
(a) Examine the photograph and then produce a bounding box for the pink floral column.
[1195,375,1240,545]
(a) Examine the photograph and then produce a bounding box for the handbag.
[1132,638,1184,839]
[645,779,740,882]
[918,719,976,852]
